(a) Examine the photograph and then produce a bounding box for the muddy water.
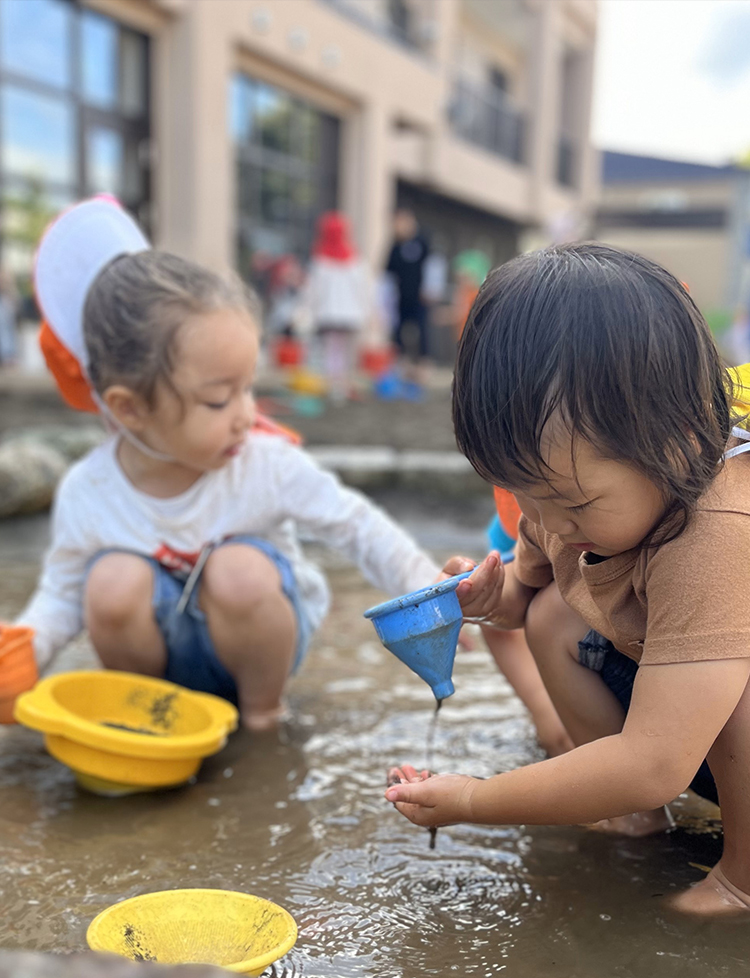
[0,520,748,976]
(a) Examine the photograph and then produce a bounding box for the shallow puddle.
[0,535,748,977]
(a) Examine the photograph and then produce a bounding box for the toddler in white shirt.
[20,198,502,731]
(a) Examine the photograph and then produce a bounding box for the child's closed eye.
[203,383,254,411]
[567,500,593,515]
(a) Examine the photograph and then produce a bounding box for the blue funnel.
[364,571,472,701]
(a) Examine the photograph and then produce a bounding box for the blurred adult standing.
[299,211,372,402]
[386,208,430,364]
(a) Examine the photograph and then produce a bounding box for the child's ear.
[102,385,150,432]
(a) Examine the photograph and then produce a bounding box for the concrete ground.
[0,367,459,450]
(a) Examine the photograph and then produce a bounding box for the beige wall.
[598,177,736,313]
[602,179,734,213]
[87,0,599,272]
[597,228,729,314]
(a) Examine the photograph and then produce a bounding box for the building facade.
[597,150,750,325]
[0,0,598,294]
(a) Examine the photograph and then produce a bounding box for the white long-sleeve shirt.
[18,433,440,670]
[296,257,372,333]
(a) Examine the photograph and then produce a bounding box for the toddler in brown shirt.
[386,242,750,916]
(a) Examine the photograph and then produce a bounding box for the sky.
[593,0,750,164]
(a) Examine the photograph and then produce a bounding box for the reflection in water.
[0,565,747,976]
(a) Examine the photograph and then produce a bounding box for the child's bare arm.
[385,657,750,826]
[441,553,536,629]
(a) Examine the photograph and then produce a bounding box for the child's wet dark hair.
[84,251,259,405]
[453,242,733,544]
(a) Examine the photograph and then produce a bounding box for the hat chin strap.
[91,391,179,464]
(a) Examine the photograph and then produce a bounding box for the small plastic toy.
[286,366,327,397]
[0,625,38,724]
[372,368,424,402]
[364,571,472,701]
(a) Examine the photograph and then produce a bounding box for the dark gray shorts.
[578,630,718,804]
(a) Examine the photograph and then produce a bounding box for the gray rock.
[0,441,68,517]
[11,424,105,462]
[0,425,104,518]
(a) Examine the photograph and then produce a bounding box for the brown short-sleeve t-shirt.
[514,453,750,665]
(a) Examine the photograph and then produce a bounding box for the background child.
[451,249,491,341]
[387,243,750,916]
[298,211,372,402]
[16,198,500,732]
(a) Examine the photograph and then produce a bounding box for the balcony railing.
[318,0,433,55]
[448,78,525,165]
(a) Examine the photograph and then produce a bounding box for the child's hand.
[387,763,430,786]
[441,552,505,624]
[385,764,478,827]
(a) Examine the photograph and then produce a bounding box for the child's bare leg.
[525,583,673,836]
[672,673,750,914]
[481,624,573,756]
[200,545,296,731]
[85,553,167,675]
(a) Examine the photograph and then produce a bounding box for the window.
[489,67,508,94]
[1,0,72,89]
[388,0,411,39]
[231,74,340,286]
[0,0,150,299]
[2,85,76,185]
[81,11,119,110]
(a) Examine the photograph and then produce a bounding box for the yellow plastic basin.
[14,671,238,795]
[86,888,298,976]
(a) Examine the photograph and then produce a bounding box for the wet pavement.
[0,504,748,977]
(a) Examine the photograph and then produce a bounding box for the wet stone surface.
[0,511,748,977]
[0,952,228,976]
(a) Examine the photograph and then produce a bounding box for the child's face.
[511,431,667,557]
[144,307,259,473]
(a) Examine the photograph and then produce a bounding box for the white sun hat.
[34,196,150,369]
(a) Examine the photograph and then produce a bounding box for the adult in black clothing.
[386,209,430,360]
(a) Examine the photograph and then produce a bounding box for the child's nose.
[237,392,255,429]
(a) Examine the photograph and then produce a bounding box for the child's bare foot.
[241,702,288,732]
[585,805,675,836]
[671,864,750,915]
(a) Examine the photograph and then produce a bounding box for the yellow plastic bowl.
[14,671,238,795]
[86,888,298,975]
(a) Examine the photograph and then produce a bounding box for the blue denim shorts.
[578,630,718,804]
[88,535,312,705]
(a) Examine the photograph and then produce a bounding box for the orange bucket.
[0,626,38,724]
